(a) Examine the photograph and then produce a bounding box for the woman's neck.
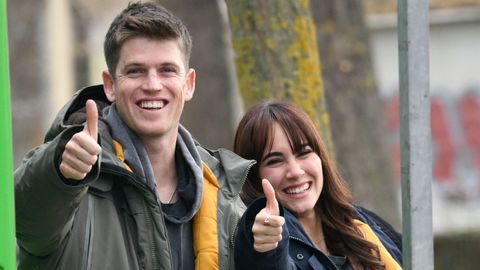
[298,210,331,255]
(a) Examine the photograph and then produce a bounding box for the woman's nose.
[286,160,305,179]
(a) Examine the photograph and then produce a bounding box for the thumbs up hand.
[59,99,102,180]
[252,179,285,253]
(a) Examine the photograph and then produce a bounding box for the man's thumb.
[262,179,279,216]
[84,99,98,141]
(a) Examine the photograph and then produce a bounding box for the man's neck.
[142,131,179,203]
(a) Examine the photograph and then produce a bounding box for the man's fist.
[59,100,102,180]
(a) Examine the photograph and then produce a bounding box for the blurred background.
[7,0,480,268]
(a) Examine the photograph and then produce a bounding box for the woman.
[233,102,402,270]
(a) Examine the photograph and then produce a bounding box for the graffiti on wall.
[385,90,480,201]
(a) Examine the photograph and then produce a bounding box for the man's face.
[103,37,195,141]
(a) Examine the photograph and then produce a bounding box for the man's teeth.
[285,183,310,194]
[140,101,164,109]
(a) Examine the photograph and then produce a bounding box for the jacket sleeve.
[234,198,296,270]
[14,125,100,256]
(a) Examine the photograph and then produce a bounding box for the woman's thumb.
[262,179,279,216]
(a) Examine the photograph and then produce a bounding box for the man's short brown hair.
[103,1,192,78]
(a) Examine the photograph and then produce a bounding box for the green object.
[0,0,16,269]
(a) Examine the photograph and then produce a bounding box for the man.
[15,2,254,269]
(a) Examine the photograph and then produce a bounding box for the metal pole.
[0,0,16,270]
[397,0,433,269]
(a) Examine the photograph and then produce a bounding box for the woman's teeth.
[285,183,310,194]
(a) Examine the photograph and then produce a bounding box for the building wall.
[368,7,480,96]
[367,7,480,234]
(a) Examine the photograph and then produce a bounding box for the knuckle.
[90,155,98,165]
[60,153,69,163]
[64,141,75,152]
[64,153,76,164]
[87,143,101,156]
[59,163,67,175]
[71,132,84,142]
[60,164,76,179]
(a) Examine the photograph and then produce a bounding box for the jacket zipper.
[102,166,165,270]
[82,196,94,270]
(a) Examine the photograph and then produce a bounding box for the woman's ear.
[102,70,116,102]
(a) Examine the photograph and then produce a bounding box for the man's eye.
[161,66,177,73]
[126,68,144,77]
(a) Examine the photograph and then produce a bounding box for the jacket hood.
[198,147,256,199]
[44,85,110,143]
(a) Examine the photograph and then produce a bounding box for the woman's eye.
[264,158,282,166]
[298,146,313,157]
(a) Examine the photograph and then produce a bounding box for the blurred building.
[366,0,480,235]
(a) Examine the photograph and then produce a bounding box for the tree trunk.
[311,0,400,227]
[226,0,333,151]
[158,0,238,150]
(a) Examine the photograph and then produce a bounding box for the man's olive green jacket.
[15,85,254,270]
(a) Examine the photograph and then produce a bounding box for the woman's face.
[258,123,323,217]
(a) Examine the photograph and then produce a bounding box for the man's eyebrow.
[158,62,183,70]
[159,61,179,66]
[121,62,143,68]
[261,152,282,163]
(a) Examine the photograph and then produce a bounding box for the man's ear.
[184,68,196,101]
[102,70,116,102]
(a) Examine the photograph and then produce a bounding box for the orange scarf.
[354,220,402,270]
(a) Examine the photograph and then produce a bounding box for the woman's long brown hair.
[234,101,385,270]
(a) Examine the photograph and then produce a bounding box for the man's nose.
[143,71,162,91]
